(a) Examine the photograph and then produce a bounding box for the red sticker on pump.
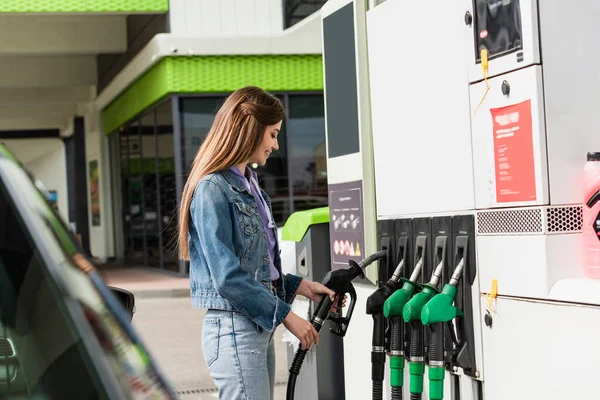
[480,30,488,39]
[490,100,537,203]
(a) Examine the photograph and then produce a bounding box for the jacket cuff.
[284,274,303,304]
[274,298,292,328]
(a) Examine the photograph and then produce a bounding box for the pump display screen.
[323,2,360,158]
[474,0,523,63]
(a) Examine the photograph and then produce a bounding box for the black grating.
[477,208,543,234]
[546,206,583,233]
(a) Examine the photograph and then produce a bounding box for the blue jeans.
[202,309,276,400]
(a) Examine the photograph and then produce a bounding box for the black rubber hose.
[411,393,422,400]
[392,386,403,400]
[287,295,333,400]
[372,380,383,400]
[359,250,388,269]
[287,347,308,400]
[372,313,385,400]
[428,323,443,363]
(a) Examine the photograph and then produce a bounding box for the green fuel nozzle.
[421,258,465,326]
[402,249,447,400]
[402,257,444,324]
[383,256,424,319]
[421,257,466,400]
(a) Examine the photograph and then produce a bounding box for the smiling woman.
[177,86,338,399]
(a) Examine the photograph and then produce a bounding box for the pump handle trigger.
[328,285,357,337]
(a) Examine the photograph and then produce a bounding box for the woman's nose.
[272,139,279,151]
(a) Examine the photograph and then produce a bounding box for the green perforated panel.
[0,0,167,12]
[103,55,324,134]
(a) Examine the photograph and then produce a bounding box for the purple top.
[228,166,280,281]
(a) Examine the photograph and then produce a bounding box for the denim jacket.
[188,169,303,332]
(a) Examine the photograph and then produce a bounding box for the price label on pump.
[490,100,537,203]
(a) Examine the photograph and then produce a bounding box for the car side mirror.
[109,287,136,322]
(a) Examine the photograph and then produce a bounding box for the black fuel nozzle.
[321,252,377,337]
[287,252,380,400]
[366,254,406,400]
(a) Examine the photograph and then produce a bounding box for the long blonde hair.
[178,86,285,260]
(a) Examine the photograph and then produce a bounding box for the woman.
[178,86,337,399]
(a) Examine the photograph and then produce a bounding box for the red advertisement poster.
[490,100,537,203]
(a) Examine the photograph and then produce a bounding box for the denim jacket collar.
[220,168,250,194]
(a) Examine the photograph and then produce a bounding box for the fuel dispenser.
[323,0,600,397]
[281,207,345,400]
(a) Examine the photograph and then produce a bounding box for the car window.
[0,153,175,399]
[0,182,108,399]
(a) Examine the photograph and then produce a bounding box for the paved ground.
[99,267,292,399]
[133,297,290,399]
[99,266,190,299]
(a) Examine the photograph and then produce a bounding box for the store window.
[180,97,225,175]
[179,93,326,226]
[113,99,178,272]
[286,95,328,216]
[111,92,327,274]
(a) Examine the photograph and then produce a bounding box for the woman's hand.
[296,279,347,310]
[283,312,319,350]
[297,279,335,303]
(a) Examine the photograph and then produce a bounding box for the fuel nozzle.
[416,237,452,400]
[366,252,406,400]
[403,256,446,400]
[382,242,425,400]
[383,255,424,318]
[403,256,445,322]
[287,252,380,400]
[421,257,465,326]
[314,251,378,336]
[419,257,465,400]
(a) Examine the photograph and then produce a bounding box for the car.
[0,143,177,399]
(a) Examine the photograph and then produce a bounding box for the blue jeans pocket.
[202,318,221,367]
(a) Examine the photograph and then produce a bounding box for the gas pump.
[364,0,600,398]
[320,0,600,398]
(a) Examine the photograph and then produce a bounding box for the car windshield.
[0,147,175,400]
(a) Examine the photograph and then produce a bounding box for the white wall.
[1,138,68,223]
[80,102,114,261]
[169,0,283,36]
